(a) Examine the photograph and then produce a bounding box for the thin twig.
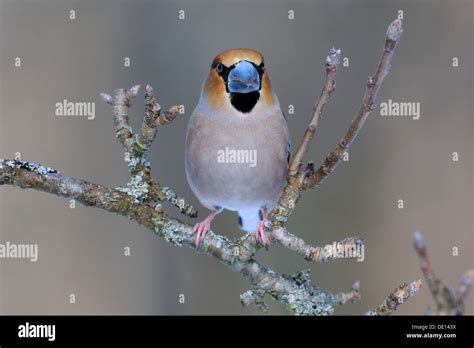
[136,85,181,154]
[288,47,341,176]
[270,227,364,262]
[158,185,198,218]
[331,281,361,306]
[366,279,422,315]
[458,270,474,302]
[302,19,403,189]
[413,231,472,315]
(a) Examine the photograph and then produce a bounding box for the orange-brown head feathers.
[202,48,276,113]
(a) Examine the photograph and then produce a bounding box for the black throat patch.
[230,91,260,114]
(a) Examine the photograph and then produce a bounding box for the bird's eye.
[259,62,265,71]
[216,63,224,73]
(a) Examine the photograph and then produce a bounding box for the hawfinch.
[185,48,290,247]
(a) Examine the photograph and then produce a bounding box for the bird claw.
[192,210,219,248]
[255,220,269,247]
[193,221,211,248]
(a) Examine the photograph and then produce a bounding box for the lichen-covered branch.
[0,159,361,315]
[0,159,163,229]
[0,17,420,315]
[458,270,474,303]
[241,271,360,314]
[366,279,422,315]
[138,84,180,153]
[413,231,473,315]
[331,281,361,306]
[101,85,197,217]
[270,227,364,262]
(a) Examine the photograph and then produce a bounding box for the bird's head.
[202,48,276,114]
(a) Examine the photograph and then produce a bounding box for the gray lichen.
[115,125,133,139]
[326,47,342,67]
[59,180,83,195]
[240,289,268,313]
[285,284,335,315]
[159,186,198,217]
[2,160,58,175]
[240,290,254,305]
[161,186,186,210]
[386,18,403,42]
[263,269,335,315]
[152,217,184,246]
[116,172,149,203]
[126,153,151,173]
[293,269,311,286]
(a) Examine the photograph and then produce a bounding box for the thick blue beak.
[227,61,260,94]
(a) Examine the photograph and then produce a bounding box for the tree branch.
[302,19,402,189]
[101,85,197,217]
[267,19,403,264]
[288,47,341,176]
[270,227,364,262]
[366,280,422,315]
[0,159,362,315]
[413,231,473,315]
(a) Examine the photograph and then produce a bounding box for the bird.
[185,48,290,247]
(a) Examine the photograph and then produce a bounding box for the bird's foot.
[193,221,210,248]
[255,207,270,246]
[255,219,269,246]
[193,210,219,248]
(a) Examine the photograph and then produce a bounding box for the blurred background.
[0,0,472,315]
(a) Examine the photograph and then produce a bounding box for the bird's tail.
[238,209,261,233]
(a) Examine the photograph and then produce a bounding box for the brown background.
[0,0,472,314]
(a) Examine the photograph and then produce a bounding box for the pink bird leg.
[193,210,219,247]
[255,207,269,246]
